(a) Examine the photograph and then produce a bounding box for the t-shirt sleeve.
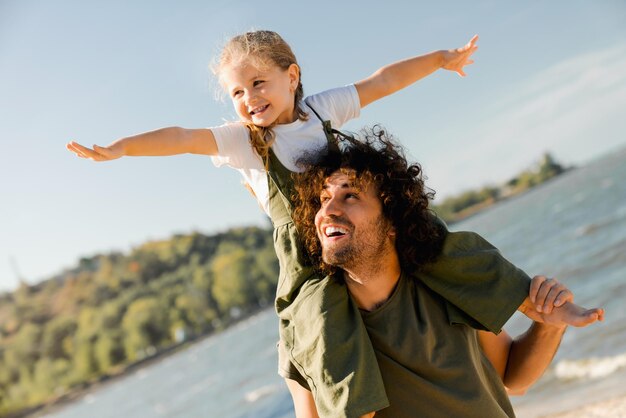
[209,122,263,169]
[305,85,361,128]
[419,229,531,334]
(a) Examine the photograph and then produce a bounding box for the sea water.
[40,144,626,418]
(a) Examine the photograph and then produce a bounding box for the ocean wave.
[245,384,279,403]
[574,209,626,237]
[600,178,614,189]
[555,353,626,380]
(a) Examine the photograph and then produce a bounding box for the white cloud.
[429,43,626,199]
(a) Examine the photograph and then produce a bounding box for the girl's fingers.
[66,141,109,161]
[465,35,478,52]
[93,145,107,156]
[66,143,87,158]
[69,141,91,154]
[75,142,104,159]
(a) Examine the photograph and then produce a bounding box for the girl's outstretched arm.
[355,35,478,108]
[66,127,217,161]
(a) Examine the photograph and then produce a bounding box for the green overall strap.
[266,149,295,227]
[304,100,356,153]
[266,101,350,226]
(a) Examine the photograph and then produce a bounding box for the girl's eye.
[346,192,358,200]
[232,90,243,98]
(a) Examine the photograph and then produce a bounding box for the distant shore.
[540,395,626,418]
[433,153,573,225]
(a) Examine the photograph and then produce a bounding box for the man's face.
[314,170,395,270]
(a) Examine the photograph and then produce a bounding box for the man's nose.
[320,196,342,216]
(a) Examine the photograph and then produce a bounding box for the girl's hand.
[529,275,573,314]
[66,141,123,161]
[442,35,479,77]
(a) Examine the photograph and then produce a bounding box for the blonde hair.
[213,30,308,163]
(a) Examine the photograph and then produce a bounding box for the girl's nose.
[245,90,257,102]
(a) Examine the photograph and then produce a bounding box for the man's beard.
[321,214,392,273]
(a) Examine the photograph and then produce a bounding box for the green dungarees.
[265,107,531,418]
[266,110,390,417]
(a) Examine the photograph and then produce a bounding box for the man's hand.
[520,276,605,328]
[529,275,572,314]
[441,35,478,77]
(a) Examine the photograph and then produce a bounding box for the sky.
[1,0,625,292]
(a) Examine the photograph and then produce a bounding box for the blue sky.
[1,0,625,291]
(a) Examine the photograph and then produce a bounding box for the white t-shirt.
[210,85,361,215]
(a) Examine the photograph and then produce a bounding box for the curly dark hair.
[292,126,445,276]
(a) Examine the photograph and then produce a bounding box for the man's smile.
[323,225,349,238]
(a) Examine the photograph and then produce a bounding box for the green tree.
[41,316,77,360]
[210,243,256,315]
[71,339,98,380]
[94,330,125,371]
[11,322,42,366]
[250,245,279,307]
[32,357,71,398]
[121,297,168,361]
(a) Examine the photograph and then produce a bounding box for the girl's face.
[221,60,299,127]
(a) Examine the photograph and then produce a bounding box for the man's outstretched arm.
[479,322,566,394]
[480,276,604,394]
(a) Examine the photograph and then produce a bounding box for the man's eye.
[253,80,265,87]
[346,193,358,199]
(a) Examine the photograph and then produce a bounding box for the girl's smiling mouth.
[250,104,269,116]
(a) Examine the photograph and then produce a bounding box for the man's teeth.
[325,226,348,237]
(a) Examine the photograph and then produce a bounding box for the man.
[289,128,604,417]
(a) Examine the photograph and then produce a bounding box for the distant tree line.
[0,226,278,416]
[432,152,569,223]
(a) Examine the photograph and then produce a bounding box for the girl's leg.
[275,223,386,417]
[286,378,320,418]
[286,379,376,418]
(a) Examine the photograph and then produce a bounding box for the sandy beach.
[540,395,626,418]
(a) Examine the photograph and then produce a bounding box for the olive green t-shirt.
[361,273,516,418]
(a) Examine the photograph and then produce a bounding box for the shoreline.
[17,341,192,418]
[17,308,272,418]
[539,394,626,418]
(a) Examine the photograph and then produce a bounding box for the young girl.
[68,30,537,418]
